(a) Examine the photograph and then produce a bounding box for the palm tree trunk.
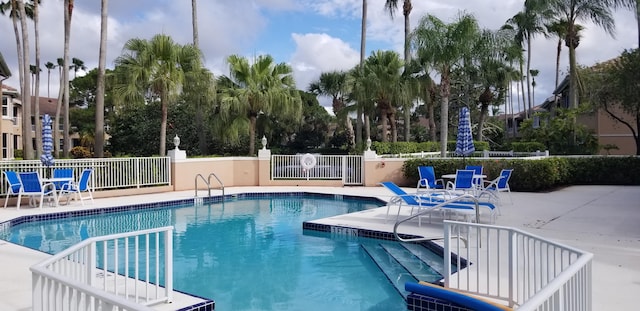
[191,0,199,47]
[34,1,42,159]
[249,115,257,155]
[18,0,33,159]
[553,37,562,116]
[402,1,411,142]
[62,0,73,158]
[389,109,397,142]
[519,61,527,119]
[345,115,355,148]
[364,112,370,142]
[380,107,388,142]
[94,0,108,158]
[54,66,63,157]
[159,92,168,156]
[357,0,367,147]
[440,72,450,157]
[526,37,533,116]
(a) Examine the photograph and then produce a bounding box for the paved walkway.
[0,185,638,310]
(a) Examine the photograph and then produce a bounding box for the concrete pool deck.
[0,185,638,310]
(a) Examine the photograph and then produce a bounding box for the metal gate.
[271,154,363,185]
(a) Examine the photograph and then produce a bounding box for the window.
[2,133,7,159]
[2,96,8,116]
[13,106,18,119]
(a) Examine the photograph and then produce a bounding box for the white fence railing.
[0,157,171,195]
[30,226,174,311]
[379,150,550,159]
[271,154,363,185]
[443,221,592,310]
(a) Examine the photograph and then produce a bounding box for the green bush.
[372,141,488,155]
[14,149,23,159]
[70,146,92,159]
[403,156,640,191]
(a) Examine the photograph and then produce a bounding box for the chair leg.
[16,193,22,210]
[4,193,9,209]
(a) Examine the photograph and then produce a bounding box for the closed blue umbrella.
[40,114,55,167]
[455,107,475,157]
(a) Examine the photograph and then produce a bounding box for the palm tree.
[539,0,618,109]
[114,34,202,156]
[32,0,42,158]
[71,57,86,79]
[529,68,539,108]
[17,0,33,159]
[384,0,413,141]
[364,50,404,142]
[54,57,64,157]
[217,54,302,156]
[94,0,108,158]
[503,1,547,118]
[356,0,368,147]
[308,71,355,149]
[412,12,480,156]
[44,61,55,97]
[62,0,73,157]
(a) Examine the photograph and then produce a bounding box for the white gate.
[271,154,363,185]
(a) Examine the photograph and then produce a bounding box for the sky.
[0,0,637,114]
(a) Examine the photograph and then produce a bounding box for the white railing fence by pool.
[443,221,592,310]
[0,157,170,195]
[30,226,174,311]
[271,154,363,185]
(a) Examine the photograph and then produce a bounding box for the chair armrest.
[446,180,454,190]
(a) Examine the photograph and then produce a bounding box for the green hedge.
[371,141,489,154]
[403,156,640,192]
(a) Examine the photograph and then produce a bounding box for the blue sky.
[1,0,637,112]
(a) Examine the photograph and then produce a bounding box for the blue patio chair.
[3,171,22,208]
[17,172,56,209]
[52,168,74,190]
[465,165,484,189]
[481,169,514,206]
[59,169,94,206]
[446,170,476,195]
[417,166,445,192]
[381,181,441,225]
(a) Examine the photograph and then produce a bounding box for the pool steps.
[361,242,451,300]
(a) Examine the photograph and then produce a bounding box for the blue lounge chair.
[380,181,441,224]
[17,172,57,209]
[59,169,94,206]
[417,166,445,192]
[382,181,497,223]
[3,171,22,208]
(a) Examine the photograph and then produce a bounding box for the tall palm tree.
[17,0,33,159]
[44,61,55,97]
[503,1,547,118]
[364,50,404,142]
[308,71,355,149]
[412,12,480,156]
[356,0,367,146]
[114,34,202,156]
[71,57,86,79]
[217,54,302,155]
[54,57,63,157]
[539,0,618,109]
[94,0,108,158]
[32,0,42,158]
[529,68,539,108]
[384,0,413,141]
[62,0,73,157]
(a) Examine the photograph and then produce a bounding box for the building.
[543,73,637,155]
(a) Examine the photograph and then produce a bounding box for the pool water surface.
[4,194,438,310]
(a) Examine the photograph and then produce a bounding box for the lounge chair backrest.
[497,169,513,189]
[380,181,421,205]
[4,171,22,194]
[455,170,475,189]
[77,169,93,191]
[18,172,43,193]
[418,166,438,188]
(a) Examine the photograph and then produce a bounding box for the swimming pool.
[3,193,446,310]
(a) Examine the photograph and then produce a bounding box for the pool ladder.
[195,173,225,198]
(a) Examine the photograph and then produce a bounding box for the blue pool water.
[4,194,444,310]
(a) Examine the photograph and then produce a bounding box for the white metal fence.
[30,226,174,311]
[443,221,592,310]
[0,157,171,195]
[271,154,363,185]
